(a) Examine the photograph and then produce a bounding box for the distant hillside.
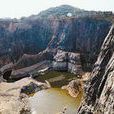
[38,5,85,18]
[24,5,113,20]
[21,5,85,20]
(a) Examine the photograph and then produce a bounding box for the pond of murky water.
[30,88,83,114]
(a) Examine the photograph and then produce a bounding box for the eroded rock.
[53,49,82,74]
[62,79,83,97]
[78,25,114,114]
[20,82,48,95]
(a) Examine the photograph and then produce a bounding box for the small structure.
[67,13,72,17]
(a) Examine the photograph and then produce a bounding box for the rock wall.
[0,17,111,71]
[78,25,114,114]
[53,50,82,74]
[48,18,111,71]
[0,6,113,79]
[0,49,82,79]
[0,18,112,77]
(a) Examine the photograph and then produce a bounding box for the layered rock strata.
[53,50,82,74]
[78,25,114,114]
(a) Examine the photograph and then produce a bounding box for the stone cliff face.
[0,5,114,114]
[47,18,111,71]
[53,49,82,74]
[0,49,82,79]
[0,18,111,71]
[78,25,114,114]
[0,5,113,75]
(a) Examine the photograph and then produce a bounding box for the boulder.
[20,82,48,95]
[62,79,82,97]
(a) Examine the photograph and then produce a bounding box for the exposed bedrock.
[53,49,82,74]
[0,5,113,81]
[78,25,114,114]
[0,18,112,79]
[62,79,83,98]
[0,49,82,80]
[0,17,111,71]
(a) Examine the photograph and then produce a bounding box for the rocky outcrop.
[0,18,111,70]
[47,18,111,71]
[78,25,114,114]
[62,79,82,97]
[0,5,113,81]
[0,5,112,71]
[11,61,51,80]
[0,49,82,80]
[53,49,82,74]
[20,81,49,95]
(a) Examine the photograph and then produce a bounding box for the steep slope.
[78,25,114,114]
[0,18,111,70]
[0,19,52,66]
[0,5,113,71]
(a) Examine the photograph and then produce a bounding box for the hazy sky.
[0,0,113,18]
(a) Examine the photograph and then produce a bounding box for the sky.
[0,0,114,19]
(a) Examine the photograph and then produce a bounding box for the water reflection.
[30,88,83,114]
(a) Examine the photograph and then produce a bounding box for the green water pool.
[30,88,83,114]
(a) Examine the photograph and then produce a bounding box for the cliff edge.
[78,25,114,114]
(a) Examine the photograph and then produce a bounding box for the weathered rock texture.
[0,49,82,79]
[0,5,113,80]
[78,25,114,114]
[0,5,112,71]
[0,18,111,70]
[62,79,82,97]
[53,49,82,74]
[0,77,50,114]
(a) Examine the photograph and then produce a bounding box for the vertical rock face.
[68,52,82,74]
[0,17,111,70]
[0,18,111,79]
[78,25,114,114]
[53,49,82,74]
[48,18,111,71]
